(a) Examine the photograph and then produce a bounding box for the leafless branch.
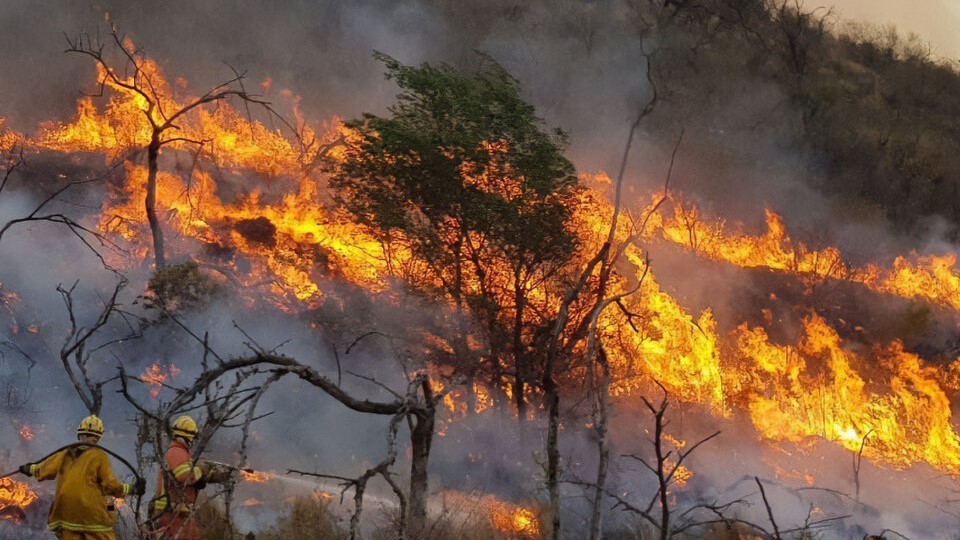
[754,476,782,539]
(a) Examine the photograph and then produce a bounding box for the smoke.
[3,1,960,537]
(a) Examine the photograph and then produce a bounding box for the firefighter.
[151,415,209,540]
[17,415,145,540]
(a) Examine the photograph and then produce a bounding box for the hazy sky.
[826,0,960,58]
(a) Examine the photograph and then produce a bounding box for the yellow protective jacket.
[30,445,131,533]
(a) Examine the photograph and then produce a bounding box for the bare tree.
[57,278,141,415]
[853,429,873,502]
[540,44,662,539]
[116,323,453,538]
[64,25,291,268]
[289,375,419,539]
[624,386,721,539]
[0,150,121,267]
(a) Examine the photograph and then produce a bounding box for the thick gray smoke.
[3,1,960,538]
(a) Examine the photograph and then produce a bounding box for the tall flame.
[643,194,960,309]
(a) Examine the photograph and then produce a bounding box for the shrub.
[143,261,219,314]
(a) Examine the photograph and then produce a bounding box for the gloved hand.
[194,477,207,490]
[17,463,34,477]
[133,478,147,496]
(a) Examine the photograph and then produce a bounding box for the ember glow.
[441,491,541,539]
[0,477,38,523]
[482,496,541,538]
[17,425,33,441]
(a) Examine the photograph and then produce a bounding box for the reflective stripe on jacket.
[153,439,203,514]
[33,446,130,532]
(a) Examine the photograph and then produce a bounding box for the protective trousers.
[54,529,115,540]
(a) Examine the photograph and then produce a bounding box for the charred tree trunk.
[512,267,528,423]
[653,402,670,540]
[545,375,561,540]
[146,134,165,268]
[588,346,612,540]
[512,371,526,422]
[407,381,436,538]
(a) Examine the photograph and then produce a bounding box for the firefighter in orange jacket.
[152,415,208,540]
[18,415,145,540]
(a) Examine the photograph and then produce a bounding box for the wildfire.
[242,498,263,507]
[240,469,271,483]
[31,46,389,308]
[642,194,960,310]
[482,496,541,538]
[0,477,38,523]
[12,40,960,482]
[140,363,180,398]
[0,118,24,153]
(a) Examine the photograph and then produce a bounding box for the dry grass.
[196,497,238,540]
[369,504,534,540]
[256,495,344,540]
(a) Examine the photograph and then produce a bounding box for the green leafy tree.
[328,53,582,417]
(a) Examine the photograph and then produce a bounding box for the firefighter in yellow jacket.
[151,415,209,540]
[18,415,145,540]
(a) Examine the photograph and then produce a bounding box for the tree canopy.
[330,52,581,270]
[328,53,584,414]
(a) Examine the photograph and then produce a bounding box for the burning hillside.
[5,2,960,538]
[27,51,960,476]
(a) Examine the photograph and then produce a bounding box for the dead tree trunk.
[544,375,561,539]
[146,134,165,268]
[67,26,289,269]
[407,384,436,538]
[588,346,612,540]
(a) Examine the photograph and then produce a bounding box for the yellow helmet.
[171,415,198,441]
[77,415,105,438]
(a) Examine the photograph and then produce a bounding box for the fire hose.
[1,442,145,527]
[2,451,268,533]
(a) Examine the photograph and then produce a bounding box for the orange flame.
[18,425,33,441]
[0,477,38,522]
[13,44,960,480]
[141,363,179,398]
[482,496,541,538]
[441,491,541,539]
[644,194,960,310]
[240,470,271,483]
